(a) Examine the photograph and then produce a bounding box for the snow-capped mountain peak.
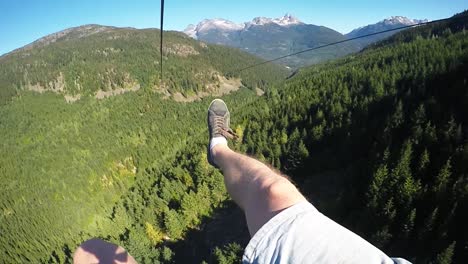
[184,14,304,38]
[184,24,197,39]
[249,17,273,26]
[183,18,244,39]
[274,13,303,26]
[247,14,303,27]
[346,16,429,37]
[198,18,244,32]
[382,16,428,26]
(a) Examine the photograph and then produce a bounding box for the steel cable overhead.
[160,0,165,83]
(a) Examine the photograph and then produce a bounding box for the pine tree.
[433,158,452,195]
[435,241,455,264]
[418,149,430,172]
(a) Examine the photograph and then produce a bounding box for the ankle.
[211,143,228,159]
[210,137,227,151]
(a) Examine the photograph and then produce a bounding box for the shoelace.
[214,116,239,140]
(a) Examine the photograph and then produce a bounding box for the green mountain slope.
[0,24,287,105]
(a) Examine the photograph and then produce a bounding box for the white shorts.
[242,201,411,264]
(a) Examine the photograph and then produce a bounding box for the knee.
[260,176,300,202]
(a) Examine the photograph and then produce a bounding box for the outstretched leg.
[212,145,306,235]
[207,99,306,235]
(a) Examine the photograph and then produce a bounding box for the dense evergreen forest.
[0,11,467,264]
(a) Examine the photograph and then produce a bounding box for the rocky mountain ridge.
[184,14,303,39]
[182,14,428,67]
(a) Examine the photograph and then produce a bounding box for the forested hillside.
[0,24,286,104]
[0,11,467,264]
[0,84,262,263]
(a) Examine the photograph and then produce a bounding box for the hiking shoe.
[207,99,238,167]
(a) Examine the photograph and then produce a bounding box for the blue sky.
[1,0,466,55]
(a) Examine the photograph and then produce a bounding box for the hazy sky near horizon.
[1,0,466,55]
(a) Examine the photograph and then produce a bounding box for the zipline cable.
[160,0,165,84]
[236,14,468,73]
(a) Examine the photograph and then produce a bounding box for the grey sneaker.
[207,99,238,167]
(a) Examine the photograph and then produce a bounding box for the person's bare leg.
[207,99,305,235]
[212,144,306,236]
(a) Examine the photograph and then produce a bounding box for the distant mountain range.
[184,14,428,67]
[346,16,428,47]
